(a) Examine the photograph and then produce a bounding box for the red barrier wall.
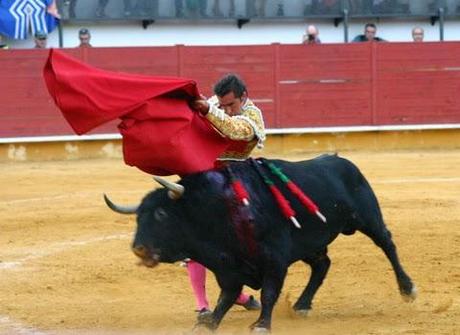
[1,42,460,138]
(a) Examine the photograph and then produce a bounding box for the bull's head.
[103,177,186,268]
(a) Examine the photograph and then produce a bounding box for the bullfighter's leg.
[187,261,210,311]
[187,261,259,312]
[196,286,242,330]
[250,264,287,331]
[360,225,416,301]
[293,250,331,315]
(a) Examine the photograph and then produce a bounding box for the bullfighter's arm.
[205,104,265,142]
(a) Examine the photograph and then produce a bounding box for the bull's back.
[261,155,381,256]
[266,154,366,197]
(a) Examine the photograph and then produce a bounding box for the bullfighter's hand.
[190,98,210,115]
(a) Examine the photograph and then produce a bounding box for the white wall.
[6,18,460,49]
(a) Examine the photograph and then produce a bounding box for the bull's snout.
[132,244,160,268]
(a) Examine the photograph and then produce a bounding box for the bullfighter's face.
[217,91,248,116]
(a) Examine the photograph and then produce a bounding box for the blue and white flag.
[0,0,59,39]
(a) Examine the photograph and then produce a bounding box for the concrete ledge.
[1,129,460,162]
[263,129,460,155]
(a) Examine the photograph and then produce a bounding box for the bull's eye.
[154,208,168,221]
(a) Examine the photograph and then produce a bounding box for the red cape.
[43,49,230,175]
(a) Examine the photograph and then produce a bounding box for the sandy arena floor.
[0,149,459,335]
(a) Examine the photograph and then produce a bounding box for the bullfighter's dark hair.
[213,73,247,99]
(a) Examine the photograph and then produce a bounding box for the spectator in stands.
[175,0,208,18]
[310,0,340,15]
[276,1,284,16]
[0,34,9,50]
[68,0,77,19]
[248,0,265,17]
[96,0,146,17]
[212,0,235,17]
[78,28,92,47]
[131,0,159,17]
[34,31,48,49]
[412,27,424,42]
[302,24,321,44]
[352,23,386,42]
[96,0,109,17]
[248,0,284,17]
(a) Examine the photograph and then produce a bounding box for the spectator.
[352,23,386,42]
[310,0,340,15]
[212,0,235,17]
[175,0,208,18]
[276,1,284,16]
[412,27,424,42]
[96,0,140,17]
[140,0,160,17]
[0,34,9,49]
[34,31,48,49]
[248,0,265,17]
[78,28,92,47]
[68,0,77,19]
[248,0,284,17]
[302,24,321,44]
[95,0,108,17]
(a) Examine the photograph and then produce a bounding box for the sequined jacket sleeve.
[205,96,266,146]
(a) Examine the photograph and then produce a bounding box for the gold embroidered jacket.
[205,95,266,161]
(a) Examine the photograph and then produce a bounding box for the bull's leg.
[360,225,416,301]
[250,265,287,331]
[195,286,241,330]
[293,250,331,315]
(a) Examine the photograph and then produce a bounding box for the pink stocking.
[236,292,250,305]
[187,260,209,310]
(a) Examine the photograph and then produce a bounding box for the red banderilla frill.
[264,160,327,223]
[250,158,301,229]
[226,165,250,206]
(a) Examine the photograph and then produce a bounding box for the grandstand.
[5,0,460,49]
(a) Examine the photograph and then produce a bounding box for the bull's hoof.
[195,309,218,331]
[191,324,214,334]
[294,309,310,317]
[401,285,417,302]
[196,309,213,323]
[252,326,270,333]
[250,320,270,333]
[194,322,218,333]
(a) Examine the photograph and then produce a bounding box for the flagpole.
[58,20,63,48]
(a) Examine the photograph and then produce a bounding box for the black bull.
[104,154,416,331]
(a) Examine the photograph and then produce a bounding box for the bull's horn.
[103,194,139,214]
[153,176,184,199]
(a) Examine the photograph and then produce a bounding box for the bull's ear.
[153,176,185,200]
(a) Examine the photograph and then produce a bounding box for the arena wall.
[1,42,459,162]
